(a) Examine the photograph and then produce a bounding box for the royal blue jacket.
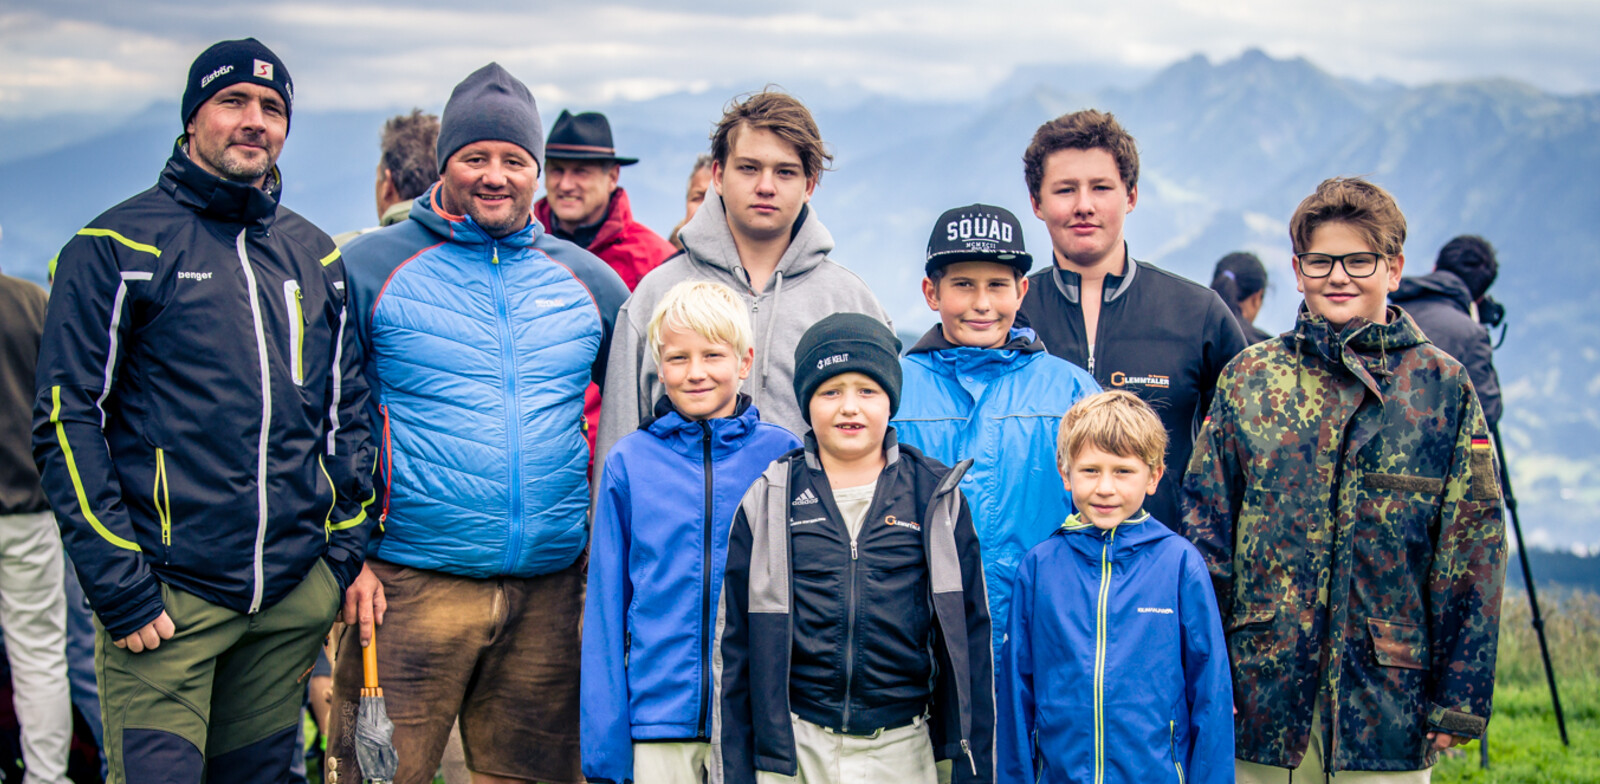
[895,326,1099,654]
[997,512,1233,784]
[582,397,798,784]
[342,184,628,578]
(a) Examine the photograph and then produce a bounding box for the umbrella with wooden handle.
[355,635,398,784]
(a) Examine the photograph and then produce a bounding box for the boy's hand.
[114,611,175,653]
[1427,731,1465,750]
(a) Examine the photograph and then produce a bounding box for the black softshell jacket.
[1018,251,1246,528]
[33,142,374,639]
[716,430,995,783]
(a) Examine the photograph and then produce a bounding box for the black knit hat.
[793,313,903,423]
[545,111,638,165]
[181,39,293,130]
[437,63,544,173]
[925,203,1032,276]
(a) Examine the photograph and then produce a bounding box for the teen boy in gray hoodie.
[596,90,888,465]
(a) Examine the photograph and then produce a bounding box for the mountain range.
[2,49,1595,549]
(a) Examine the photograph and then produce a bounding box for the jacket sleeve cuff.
[97,577,167,640]
[1427,703,1488,739]
[322,549,363,596]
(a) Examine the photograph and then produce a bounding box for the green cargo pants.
[95,559,341,784]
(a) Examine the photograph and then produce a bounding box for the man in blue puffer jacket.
[895,205,1099,658]
[582,281,799,784]
[328,63,629,784]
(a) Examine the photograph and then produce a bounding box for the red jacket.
[536,187,674,291]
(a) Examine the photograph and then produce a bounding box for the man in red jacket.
[535,110,675,290]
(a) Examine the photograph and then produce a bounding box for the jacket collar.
[1293,304,1429,395]
[408,182,544,250]
[1056,509,1172,550]
[676,190,834,284]
[534,187,641,251]
[642,394,763,458]
[1050,244,1139,305]
[1392,270,1473,313]
[905,324,1043,356]
[161,137,282,226]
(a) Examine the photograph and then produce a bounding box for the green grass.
[1435,588,1600,783]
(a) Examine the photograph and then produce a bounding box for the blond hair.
[647,280,753,362]
[1056,390,1168,474]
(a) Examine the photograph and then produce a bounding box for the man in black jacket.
[32,39,373,784]
[1017,110,1246,530]
[1390,235,1502,429]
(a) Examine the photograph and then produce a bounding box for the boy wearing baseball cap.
[715,314,995,784]
[895,204,1099,657]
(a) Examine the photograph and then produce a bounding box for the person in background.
[894,203,1099,660]
[1016,109,1246,531]
[332,109,441,247]
[34,38,374,783]
[668,155,714,250]
[2,221,72,784]
[1210,251,1272,344]
[1184,177,1507,782]
[596,90,889,469]
[1390,235,1503,429]
[582,280,799,784]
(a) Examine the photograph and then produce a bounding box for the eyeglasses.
[1294,252,1385,279]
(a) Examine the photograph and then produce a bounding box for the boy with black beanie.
[715,313,996,784]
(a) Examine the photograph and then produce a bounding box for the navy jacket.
[581,396,798,784]
[716,431,995,783]
[34,142,374,638]
[1018,252,1246,528]
[1391,271,1501,429]
[998,513,1233,784]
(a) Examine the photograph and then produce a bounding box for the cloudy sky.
[2,0,1596,118]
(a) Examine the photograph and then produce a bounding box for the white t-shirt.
[832,483,877,541]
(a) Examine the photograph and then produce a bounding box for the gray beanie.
[437,63,543,173]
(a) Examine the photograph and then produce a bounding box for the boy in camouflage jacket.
[1182,177,1507,780]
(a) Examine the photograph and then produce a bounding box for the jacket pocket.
[1225,609,1274,634]
[153,448,172,563]
[283,279,305,385]
[1367,617,1427,670]
[1362,472,1444,495]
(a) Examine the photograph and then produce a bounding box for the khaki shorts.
[327,556,584,784]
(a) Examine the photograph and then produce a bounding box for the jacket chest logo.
[1110,370,1169,389]
[177,271,214,282]
[792,488,820,507]
[885,515,921,532]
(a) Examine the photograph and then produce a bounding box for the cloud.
[2,1,1596,118]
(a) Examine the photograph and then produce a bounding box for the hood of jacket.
[1290,304,1428,397]
[676,191,834,284]
[1391,269,1473,312]
[1055,510,1174,561]
[161,137,283,226]
[906,325,1046,367]
[409,181,545,251]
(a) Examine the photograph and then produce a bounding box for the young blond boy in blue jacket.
[582,281,800,783]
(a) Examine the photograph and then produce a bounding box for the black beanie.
[1435,235,1498,301]
[181,39,293,130]
[793,313,903,423]
[437,63,544,173]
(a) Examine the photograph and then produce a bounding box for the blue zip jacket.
[895,326,1099,654]
[997,512,1233,784]
[343,184,628,577]
[582,396,799,784]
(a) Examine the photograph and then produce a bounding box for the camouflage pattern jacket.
[1182,305,1506,772]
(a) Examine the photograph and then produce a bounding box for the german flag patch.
[1469,434,1499,502]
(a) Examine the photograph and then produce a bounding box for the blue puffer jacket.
[581,397,798,784]
[343,184,628,578]
[997,513,1233,784]
[895,326,1099,654]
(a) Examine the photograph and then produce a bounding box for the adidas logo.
[792,488,819,507]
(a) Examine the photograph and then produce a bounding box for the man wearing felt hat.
[535,110,675,291]
[33,37,375,783]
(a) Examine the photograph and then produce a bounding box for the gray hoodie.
[595,194,889,466]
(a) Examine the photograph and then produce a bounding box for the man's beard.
[194,137,273,183]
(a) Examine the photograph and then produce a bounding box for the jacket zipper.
[1170,720,1185,784]
[697,425,714,739]
[154,448,170,562]
[236,229,272,614]
[283,279,304,385]
[841,517,861,733]
[318,456,337,540]
[1092,526,1117,784]
[487,244,526,573]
